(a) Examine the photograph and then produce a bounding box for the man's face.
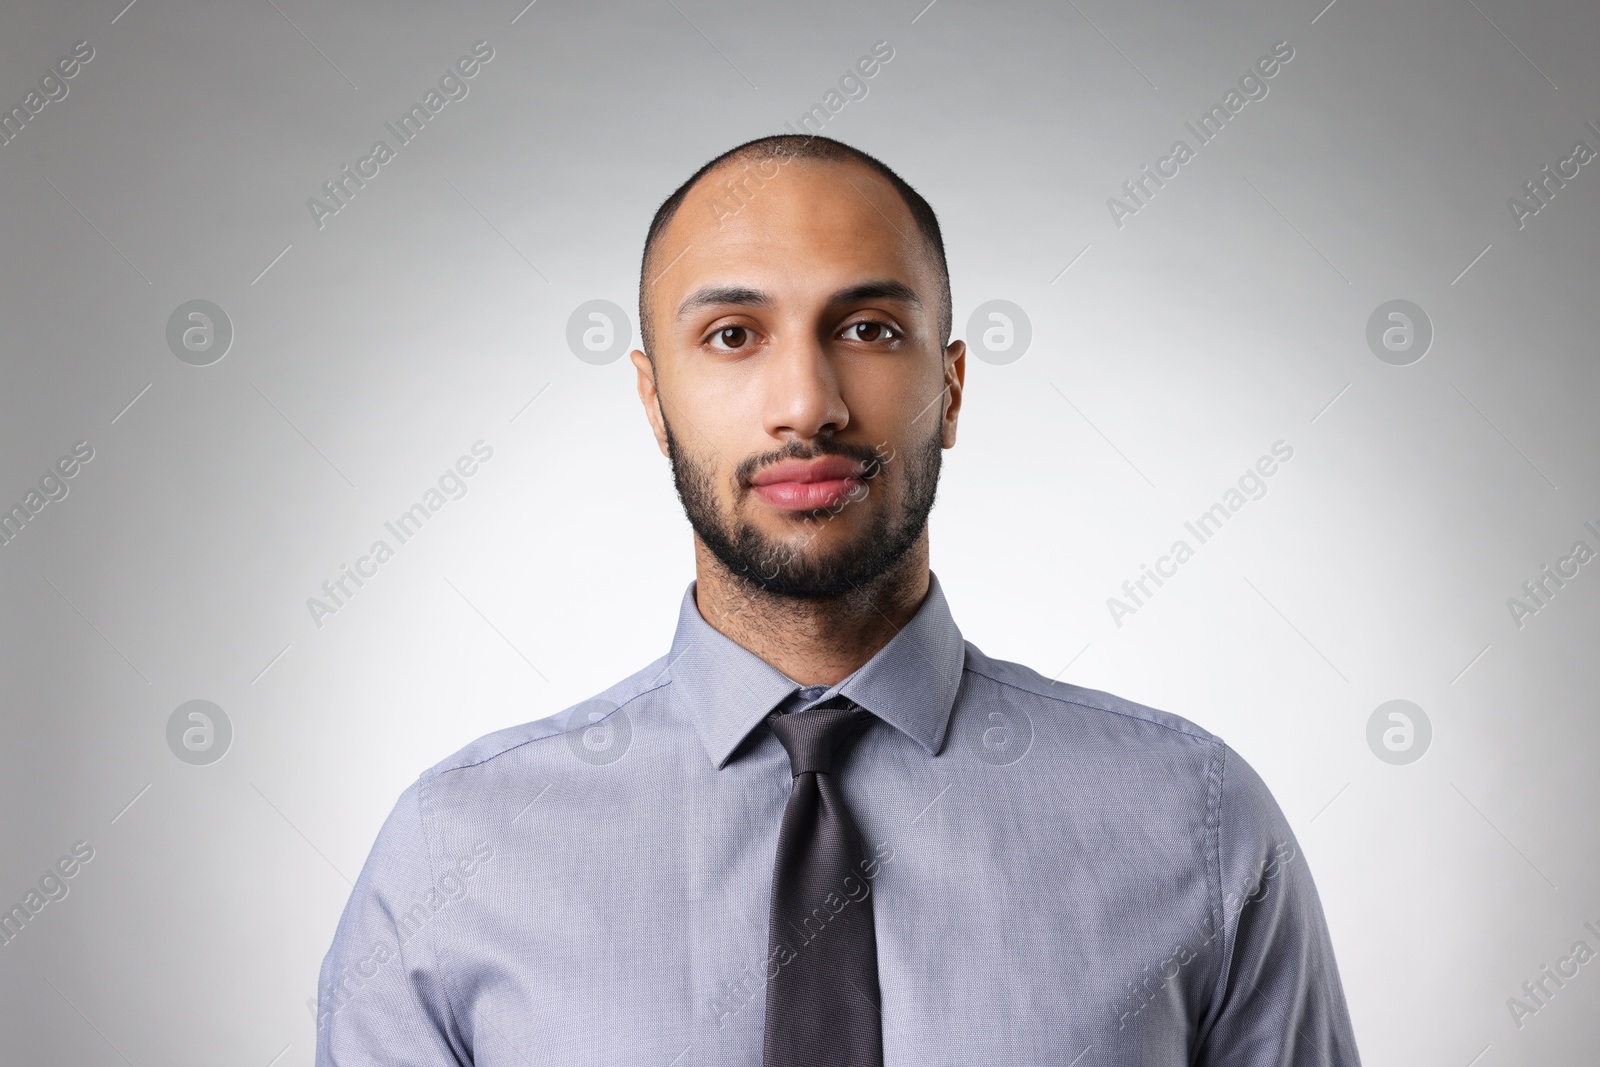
[631,158,965,598]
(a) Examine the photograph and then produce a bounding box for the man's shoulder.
[960,643,1297,827]
[417,653,676,784]
[960,640,1223,752]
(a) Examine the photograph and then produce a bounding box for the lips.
[748,456,869,511]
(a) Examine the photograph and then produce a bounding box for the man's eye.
[845,321,897,343]
[709,326,752,349]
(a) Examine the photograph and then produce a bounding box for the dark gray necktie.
[762,696,884,1067]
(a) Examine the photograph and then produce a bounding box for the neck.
[692,534,931,687]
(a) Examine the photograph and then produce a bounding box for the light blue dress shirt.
[316,572,1361,1065]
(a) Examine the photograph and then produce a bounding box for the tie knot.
[768,698,872,777]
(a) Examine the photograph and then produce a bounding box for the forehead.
[651,158,931,322]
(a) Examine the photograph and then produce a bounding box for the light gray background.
[2,0,1597,1063]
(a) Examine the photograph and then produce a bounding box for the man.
[316,134,1362,1065]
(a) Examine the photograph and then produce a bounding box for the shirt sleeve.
[1193,744,1362,1065]
[315,777,468,1066]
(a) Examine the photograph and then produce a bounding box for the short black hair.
[637,134,951,358]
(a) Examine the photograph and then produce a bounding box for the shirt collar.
[665,572,966,769]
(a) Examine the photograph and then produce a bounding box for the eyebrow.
[674,278,923,322]
[676,285,770,321]
[832,279,922,309]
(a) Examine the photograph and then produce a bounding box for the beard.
[663,418,943,599]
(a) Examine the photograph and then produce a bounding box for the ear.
[630,348,671,457]
[940,338,966,448]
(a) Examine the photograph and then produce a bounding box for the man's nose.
[762,329,848,440]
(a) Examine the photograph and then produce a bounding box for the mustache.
[735,438,894,488]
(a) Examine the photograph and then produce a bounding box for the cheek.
[841,362,940,438]
[665,369,756,458]
[660,380,741,483]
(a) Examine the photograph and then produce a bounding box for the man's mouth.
[748,456,870,511]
